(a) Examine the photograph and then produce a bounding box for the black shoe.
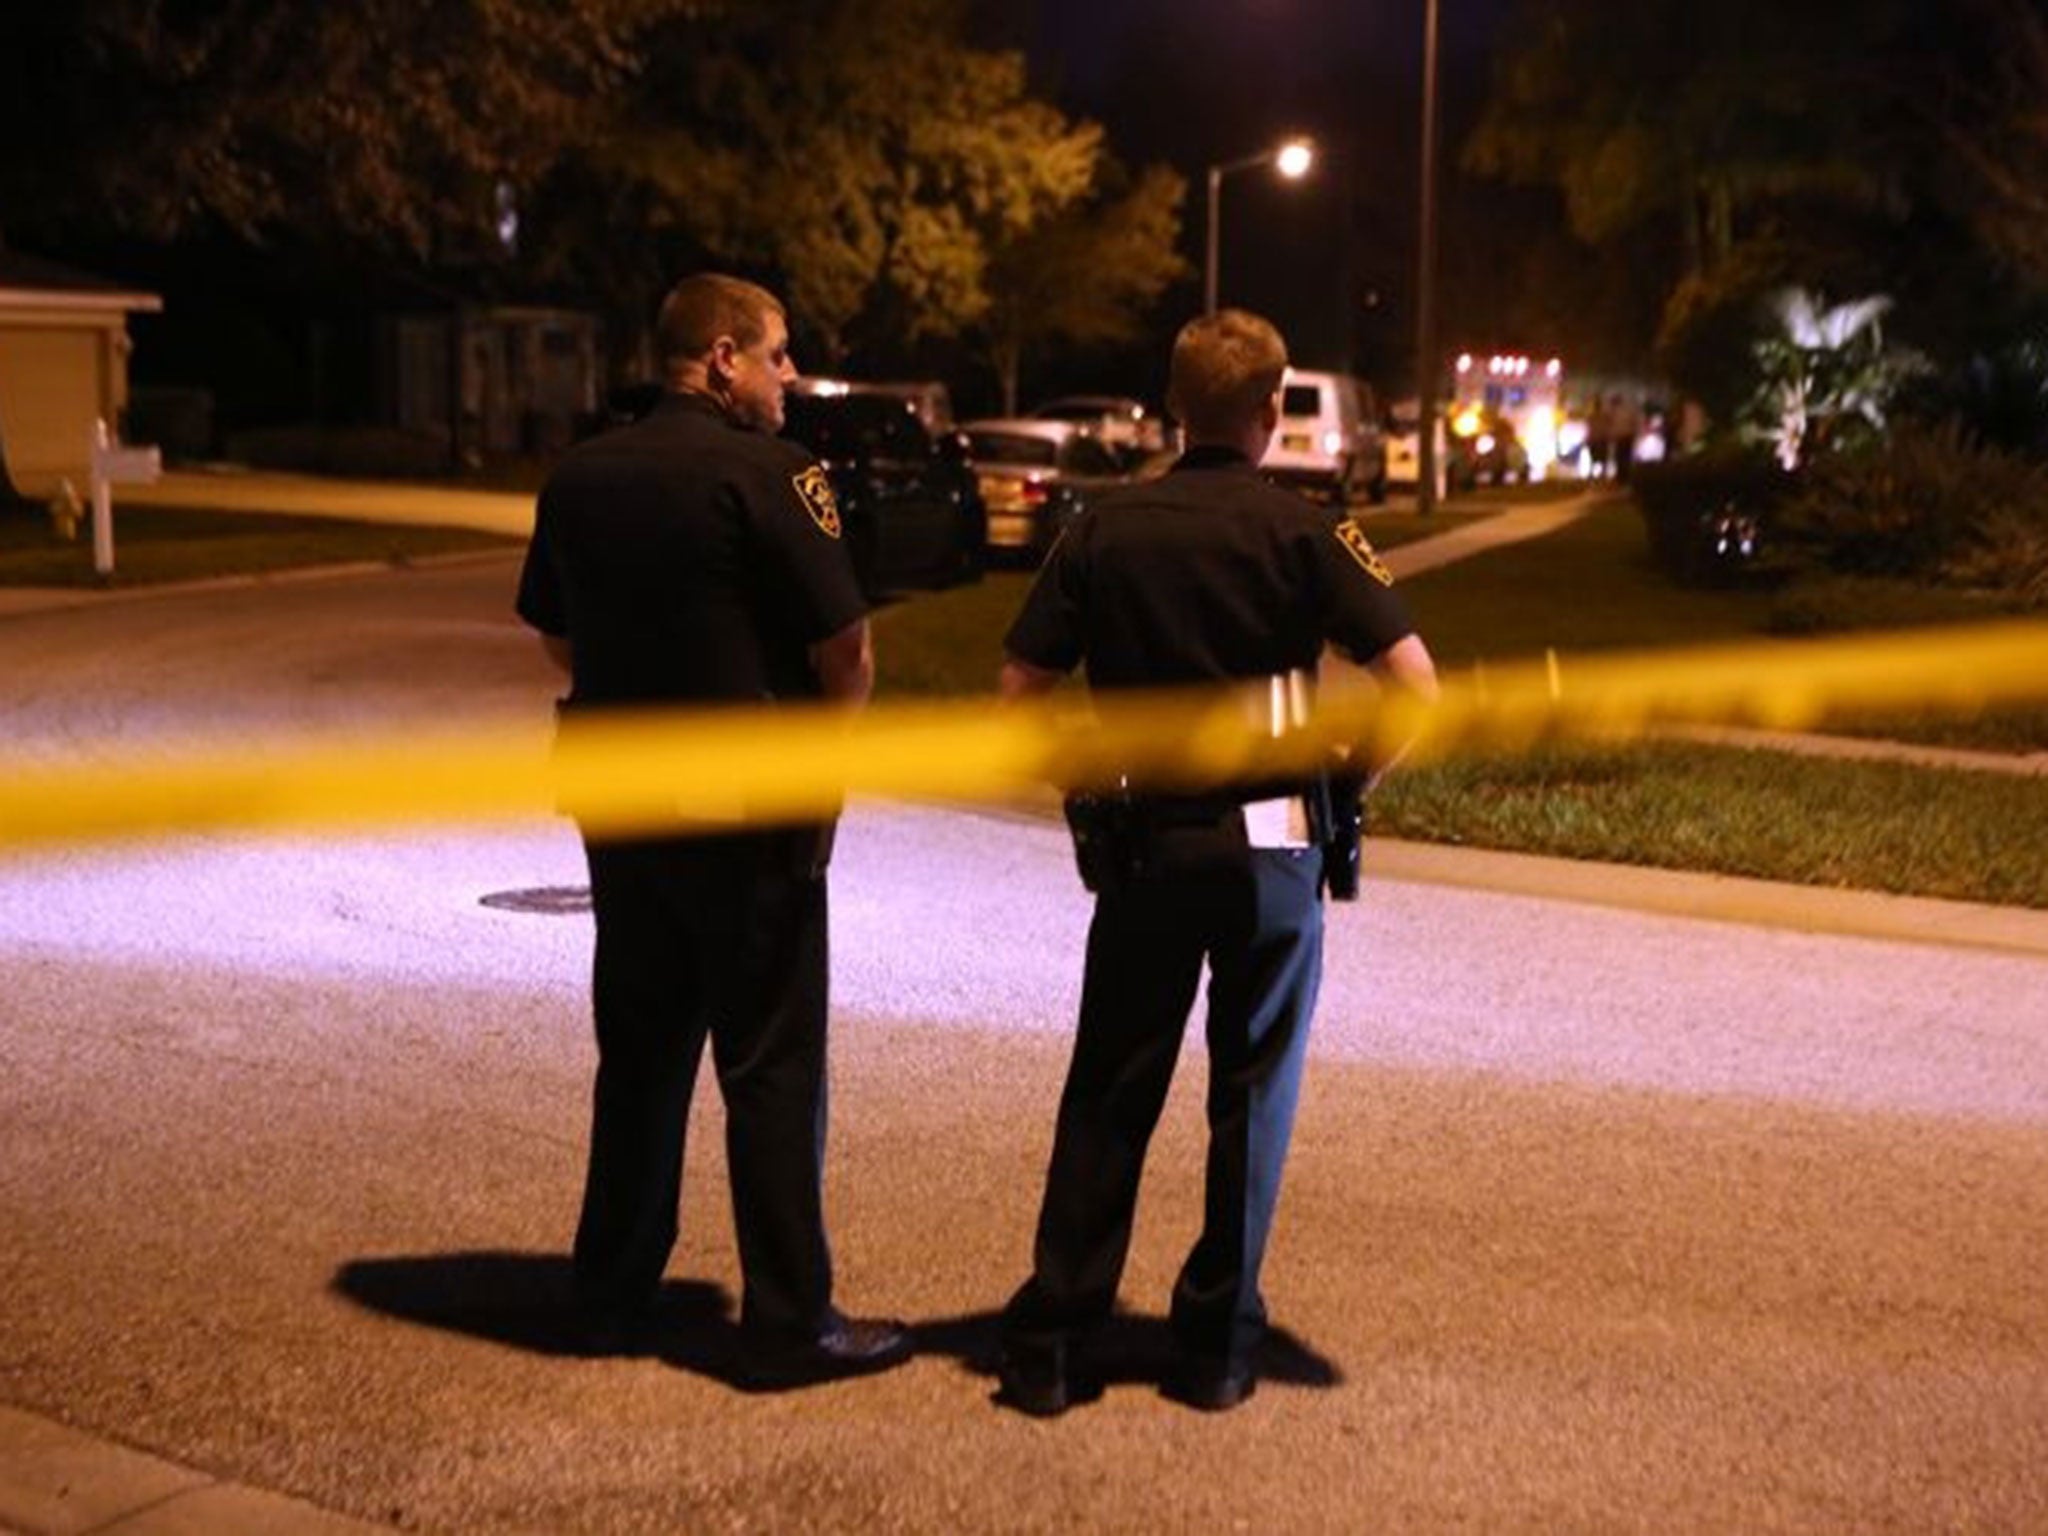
[996,1339,1072,1418]
[1165,1355,1256,1412]
[741,1312,913,1387]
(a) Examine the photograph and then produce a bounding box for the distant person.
[992,309,1439,1416]
[1609,393,1642,481]
[515,272,910,1384]
[1583,394,1615,479]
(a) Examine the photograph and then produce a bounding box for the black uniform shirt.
[1005,445,1416,690]
[516,392,865,708]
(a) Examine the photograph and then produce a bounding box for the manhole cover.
[479,886,592,915]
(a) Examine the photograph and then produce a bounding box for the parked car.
[958,418,1130,561]
[1262,368,1388,506]
[789,375,954,435]
[1027,395,1167,465]
[779,390,985,596]
[573,377,983,597]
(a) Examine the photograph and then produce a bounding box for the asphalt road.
[3,557,2046,1532]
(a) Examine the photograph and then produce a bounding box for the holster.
[1062,786,1147,895]
[1306,770,1367,901]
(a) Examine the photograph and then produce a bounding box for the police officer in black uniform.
[995,309,1438,1415]
[516,272,910,1383]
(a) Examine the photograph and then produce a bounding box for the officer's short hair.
[1167,310,1288,440]
[656,274,785,377]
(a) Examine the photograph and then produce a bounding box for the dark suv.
[779,391,985,597]
[579,382,985,599]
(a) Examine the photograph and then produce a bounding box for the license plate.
[1280,433,1311,452]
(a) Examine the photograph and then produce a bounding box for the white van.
[1263,368,1387,505]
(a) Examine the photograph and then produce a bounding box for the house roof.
[0,251,161,313]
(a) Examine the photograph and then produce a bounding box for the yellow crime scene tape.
[0,618,2042,855]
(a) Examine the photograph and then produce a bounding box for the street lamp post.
[1414,0,1444,514]
[1204,137,1316,316]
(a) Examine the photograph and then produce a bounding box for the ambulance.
[1446,353,1578,482]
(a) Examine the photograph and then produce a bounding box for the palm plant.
[1744,288,1927,469]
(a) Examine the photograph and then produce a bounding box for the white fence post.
[87,417,162,580]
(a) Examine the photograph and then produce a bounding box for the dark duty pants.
[573,826,834,1338]
[1004,818,1325,1368]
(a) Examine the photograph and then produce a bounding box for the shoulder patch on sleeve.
[792,465,841,538]
[1335,519,1395,586]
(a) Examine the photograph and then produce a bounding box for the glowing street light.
[1205,136,1316,316]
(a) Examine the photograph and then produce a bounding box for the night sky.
[1009,0,1521,398]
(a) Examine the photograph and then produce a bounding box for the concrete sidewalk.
[1379,491,1603,578]
[123,467,536,536]
[0,1405,387,1535]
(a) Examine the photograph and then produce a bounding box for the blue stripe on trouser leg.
[1173,846,1323,1364]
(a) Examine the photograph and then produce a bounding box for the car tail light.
[1321,430,1344,455]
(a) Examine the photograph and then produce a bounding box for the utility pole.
[1414,0,1443,515]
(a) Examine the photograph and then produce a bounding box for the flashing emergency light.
[1522,404,1559,479]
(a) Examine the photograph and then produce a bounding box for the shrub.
[1773,419,2048,605]
[1922,339,2048,459]
[1944,500,2048,606]
[1629,445,1796,587]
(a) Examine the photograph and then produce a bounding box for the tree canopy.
[980,162,1189,414]
[2,0,1185,404]
[523,0,1184,387]
[1460,0,2042,410]
[0,0,676,258]
[1943,0,2048,289]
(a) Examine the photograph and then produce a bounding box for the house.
[0,251,162,505]
[379,305,601,464]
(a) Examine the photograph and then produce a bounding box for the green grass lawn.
[1397,500,2048,753]
[1377,742,2048,909]
[0,504,520,587]
[1397,499,1778,666]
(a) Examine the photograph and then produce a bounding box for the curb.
[0,548,522,618]
[947,798,2048,957]
[1368,837,2048,959]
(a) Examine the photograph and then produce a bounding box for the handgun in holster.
[1307,769,1367,901]
[1063,781,1147,895]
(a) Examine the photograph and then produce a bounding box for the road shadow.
[913,1308,1343,1399]
[333,1250,746,1381]
[334,1253,1341,1400]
